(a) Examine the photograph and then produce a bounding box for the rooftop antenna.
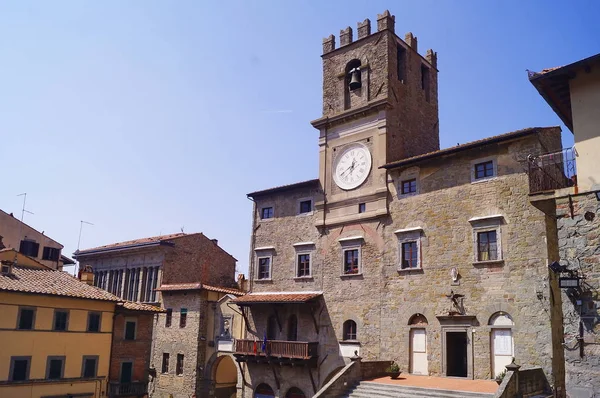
[76,220,94,276]
[15,193,34,266]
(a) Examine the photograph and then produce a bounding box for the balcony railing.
[234,339,318,360]
[528,147,577,194]
[108,381,148,397]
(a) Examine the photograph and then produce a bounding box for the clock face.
[333,143,372,190]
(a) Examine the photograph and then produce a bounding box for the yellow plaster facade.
[0,291,115,398]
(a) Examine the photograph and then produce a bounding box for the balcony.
[233,339,318,366]
[528,147,577,195]
[108,381,148,397]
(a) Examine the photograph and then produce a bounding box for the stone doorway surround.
[437,315,478,380]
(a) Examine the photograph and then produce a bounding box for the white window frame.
[340,244,362,276]
[255,253,273,281]
[394,228,422,271]
[469,216,504,264]
[471,156,497,183]
[297,197,314,216]
[259,204,275,221]
[397,167,420,198]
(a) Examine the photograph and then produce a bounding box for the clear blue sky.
[1,1,597,276]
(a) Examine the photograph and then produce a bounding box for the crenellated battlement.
[322,10,436,68]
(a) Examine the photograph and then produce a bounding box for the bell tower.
[311,10,439,227]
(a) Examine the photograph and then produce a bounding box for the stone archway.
[213,355,238,398]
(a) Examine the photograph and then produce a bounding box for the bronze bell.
[349,68,361,90]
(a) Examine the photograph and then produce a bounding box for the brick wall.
[109,309,155,383]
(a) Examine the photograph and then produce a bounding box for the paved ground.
[366,374,499,394]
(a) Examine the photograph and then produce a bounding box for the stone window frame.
[161,353,169,374]
[45,355,66,380]
[297,197,314,216]
[342,319,358,341]
[124,318,137,340]
[471,156,498,184]
[52,309,70,332]
[87,311,102,332]
[176,353,184,376]
[254,248,274,281]
[81,355,99,378]
[259,204,275,221]
[16,306,36,330]
[120,360,134,382]
[397,167,420,198]
[395,228,423,272]
[469,215,504,265]
[293,242,315,279]
[339,236,364,277]
[9,356,31,381]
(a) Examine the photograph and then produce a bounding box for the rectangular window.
[165,309,173,327]
[120,362,133,383]
[401,241,419,269]
[258,257,271,280]
[343,249,360,275]
[299,199,312,214]
[53,310,69,331]
[397,45,406,81]
[297,253,311,277]
[176,354,184,375]
[401,178,417,195]
[17,308,35,330]
[358,203,366,213]
[82,356,98,378]
[10,357,30,381]
[180,309,187,328]
[477,231,498,261]
[19,240,39,257]
[87,312,101,332]
[162,353,169,374]
[421,65,430,101]
[46,356,65,380]
[474,160,495,180]
[124,320,136,340]
[42,247,60,261]
[261,207,274,220]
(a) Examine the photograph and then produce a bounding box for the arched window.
[267,315,278,340]
[343,320,357,341]
[489,312,514,378]
[344,59,362,109]
[287,314,298,341]
[489,312,514,326]
[408,313,428,326]
[285,387,306,398]
[254,383,275,398]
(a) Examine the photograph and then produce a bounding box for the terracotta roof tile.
[76,233,186,254]
[0,266,121,302]
[382,127,559,169]
[156,283,244,296]
[119,301,164,312]
[232,292,322,305]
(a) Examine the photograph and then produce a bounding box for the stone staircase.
[343,381,496,398]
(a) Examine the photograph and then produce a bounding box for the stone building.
[528,53,600,398]
[234,11,567,398]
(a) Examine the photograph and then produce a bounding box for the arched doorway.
[213,355,237,398]
[408,314,428,375]
[285,387,306,398]
[254,383,275,398]
[489,312,514,378]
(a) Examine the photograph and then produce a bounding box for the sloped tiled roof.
[232,291,322,305]
[247,179,320,198]
[156,282,244,296]
[382,127,559,169]
[0,266,121,302]
[76,233,186,254]
[119,301,164,312]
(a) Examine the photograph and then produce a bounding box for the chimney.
[237,274,248,292]
[78,265,94,286]
[340,26,353,47]
[357,18,371,39]
[377,10,395,33]
[211,239,218,245]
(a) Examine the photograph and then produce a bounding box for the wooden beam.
[236,360,247,386]
[270,363,280,390]
[307,367,317,395]
[241,307,251,332]
[309,304,319,334]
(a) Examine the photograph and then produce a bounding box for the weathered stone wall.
[556,192,600,398]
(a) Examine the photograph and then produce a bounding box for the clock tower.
[311,10,439,227]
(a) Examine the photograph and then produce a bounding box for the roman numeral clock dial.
[333,143,372,190]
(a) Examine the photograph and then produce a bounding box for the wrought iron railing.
[234,339,318,359]
[108,381,148,397]
[527,147,577,194]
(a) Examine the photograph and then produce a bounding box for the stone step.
[344,381,495,398]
